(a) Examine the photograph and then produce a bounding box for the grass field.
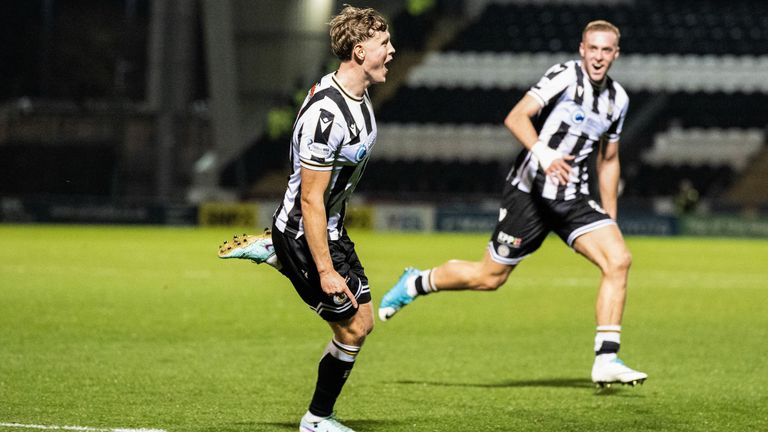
[1,224,766,431]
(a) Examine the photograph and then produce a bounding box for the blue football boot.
[378,267,421,321]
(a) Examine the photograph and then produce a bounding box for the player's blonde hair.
[329,5,388,61]
[582,20,621,43]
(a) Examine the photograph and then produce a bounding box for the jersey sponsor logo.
[309,142,332,159]
[572,108,586,124]
[588,199,608,214]
[497,231,523,248]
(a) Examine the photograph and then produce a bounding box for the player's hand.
[545,158,574,185]
[319,269,358,309]
[531,141,574,185]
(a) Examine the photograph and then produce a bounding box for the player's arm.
[597,139,621,220]
[300,167,359,308]
[504,94,573,185]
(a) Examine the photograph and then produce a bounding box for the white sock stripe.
[596,325,622,332]
[332,339,360,354]
[327,339,360,362]
[427,268,437,291]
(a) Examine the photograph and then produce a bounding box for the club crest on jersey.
[572,108,586,124]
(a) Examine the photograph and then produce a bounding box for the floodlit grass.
[0,225,766,431]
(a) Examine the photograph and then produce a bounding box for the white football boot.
[592,354,648,388]
[299,413,355,432]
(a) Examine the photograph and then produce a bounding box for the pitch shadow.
[395,377,593,389]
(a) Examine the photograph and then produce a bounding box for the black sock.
[414,271,435,295]
[595,340,620,356]
[308,342,358,417]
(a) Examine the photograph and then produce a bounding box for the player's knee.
[607,250,632,275]
[476,273,508,291]
[345,313,374,343]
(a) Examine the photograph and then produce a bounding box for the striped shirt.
[509,60,629,200]
[274,72,377,240]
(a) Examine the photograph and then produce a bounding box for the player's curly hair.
[582,20,621,43]
[329,5,388,61]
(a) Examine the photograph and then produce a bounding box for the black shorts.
[489,183,616,265]
[271,223,371,322]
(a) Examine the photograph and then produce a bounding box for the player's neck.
[334,64,368,99]
[589,77,607,89]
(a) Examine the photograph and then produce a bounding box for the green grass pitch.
[1,224,766,431]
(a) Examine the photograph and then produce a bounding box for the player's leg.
[573,224,631,326]
[432,252,515,291]
[296,233,372,431]
[379,186,547,321]
[378,252,514,321]
[301,304,373,432]
[572,224,647,386]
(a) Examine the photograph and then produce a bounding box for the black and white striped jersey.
[509,60,629,200]
[274,72,377,240]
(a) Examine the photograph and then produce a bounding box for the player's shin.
[308,339,361,417]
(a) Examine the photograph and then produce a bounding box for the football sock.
[594,325,621,358]
[308,339,360,417]
[302,411,327,423]
[265,254,282,270]
[406,269,437,297]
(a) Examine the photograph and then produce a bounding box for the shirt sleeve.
[606,100,628,143]
[298,103,347,171]
[527,62,574,108]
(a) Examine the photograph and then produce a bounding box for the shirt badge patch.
[572,108,586,124]
[355,144,368,162]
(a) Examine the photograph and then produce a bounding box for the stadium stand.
[364,0,768,205]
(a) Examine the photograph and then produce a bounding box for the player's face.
[579,30,619,84]
[360,30,395,84]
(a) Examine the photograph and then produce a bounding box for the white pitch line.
[0,422,166,432]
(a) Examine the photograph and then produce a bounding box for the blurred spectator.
[675,178,700,214]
